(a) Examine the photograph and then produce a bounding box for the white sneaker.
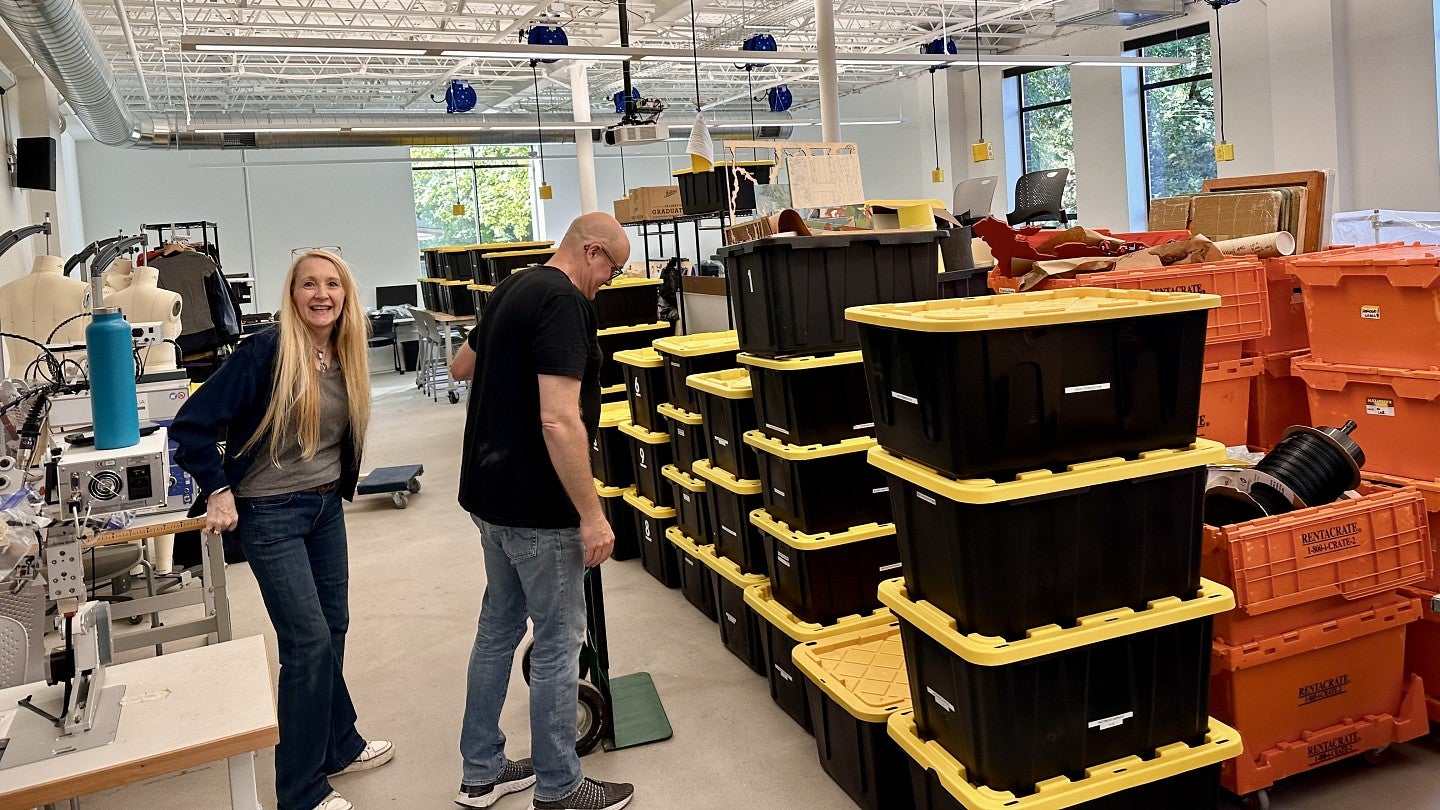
[313,791,353,810]
[329,739,395,776]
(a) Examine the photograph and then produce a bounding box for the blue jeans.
[461,517,586,801]
[237,489,366,810]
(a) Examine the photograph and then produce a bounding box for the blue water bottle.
[86,307,140,450]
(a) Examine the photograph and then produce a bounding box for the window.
[1127,24,1216,199]
[411,145,536,248]
[1007,65,1077,216]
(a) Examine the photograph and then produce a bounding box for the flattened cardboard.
[1150,196,1193,231]
[1189,191,1283,242]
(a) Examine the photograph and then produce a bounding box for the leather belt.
[298,481,337,494]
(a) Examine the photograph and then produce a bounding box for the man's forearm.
[543,418,605,523]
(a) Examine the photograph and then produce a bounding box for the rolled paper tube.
[1212,231,1296,258]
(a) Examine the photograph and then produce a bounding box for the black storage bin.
[625,490,680,588]
[653,330,740,413]
[938,226,974,275]
[445,279,478,316]
[738,350,874,447]
[601,383,627,402]
[597,482,640,561]
[880,577,1233,798]
[695,543,768,675]
[661,464,710,545]
[892,711,1240,810]
[594,276,661,330]
[483,247,555,285]
[619,421,673,508]
[871,440,1219,642]
[599,322,671,391]
[658,403,705,476]
[469,283,494,320]
[847,289,1217,481]
[692,460,768,577]
[435,245,472,280]
[421,248,443,279]
[719,230,946,358]
[400,339,419,373]
[614,346,669,431]
[936,267,991,299]
[672,161,774,216]
[667,526,718,622]
[688,368,759,480]
[590,400,634,488]
[754,509,899,625]
[745,432,890,535]
[793,623,914,810]
[418,277,442,311]
[747,582,894,735]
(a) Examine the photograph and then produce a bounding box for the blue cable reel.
[526,25,569,63]
[921,37,957,56]
[767,85,793,113]
[740,32,777,70]
[613,87,641,114]
[442,80,477,114]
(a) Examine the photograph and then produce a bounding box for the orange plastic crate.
[1202,484,1432,616]
[1246,350,1311,451]
[1399,586,1440,722]
[1291,243,1440,369]
[1369,472,1440,592]
[1293,356,1440,480]
[1243,245,1407,356]
[1211,593,1424,796]
[1199,357,1261,447]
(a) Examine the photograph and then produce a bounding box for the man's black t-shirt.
[459,266,602,528]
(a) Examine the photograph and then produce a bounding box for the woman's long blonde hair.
[241,249,370,464]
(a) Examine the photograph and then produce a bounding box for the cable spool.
[1204,421,1365,527]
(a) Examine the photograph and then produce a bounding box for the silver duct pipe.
[0,0,794,150]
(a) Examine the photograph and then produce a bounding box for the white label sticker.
[890,391,919,405]
[726,612,738,625]
[765,423,791,435]
[917,492,937,506]
[723,526,738,537]
[872,487,890,494]
[926,687,956,714]
[1362,305,1380,320]
[1366,397,1396,417]
[773,488,786,498]
[136,394,150,418]
[1088,711,1134,731]
[676,427,686,437]
[775,665,794,682]
[777,552,791,567]
[671,361,681,368]
[854,422,876,431]
[685,557,695,566]
[716,437,730,447]
[683,493,692,503]
[879,562,902,573]
[1065,382,1112,394]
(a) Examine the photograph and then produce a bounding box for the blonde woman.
[172,249,390,810]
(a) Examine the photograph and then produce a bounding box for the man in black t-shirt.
[448,212,635,810]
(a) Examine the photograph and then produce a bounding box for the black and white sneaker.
[455,759,537,808]
[532,778,634,810]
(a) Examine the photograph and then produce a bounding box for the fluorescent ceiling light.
[639,53,804,65]
[349,126,491,133]
[193,127,343,133]
[491,123,610,131]
[438,49,631,62]
[192,43,427,56]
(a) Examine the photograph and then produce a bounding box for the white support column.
[815,0,840,143]
[570,61,599,214]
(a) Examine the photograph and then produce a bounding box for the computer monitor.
[376,283,419,308]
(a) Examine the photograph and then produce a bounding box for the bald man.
[452,212,635,810]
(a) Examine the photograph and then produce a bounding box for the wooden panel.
[1202,171,1328,253]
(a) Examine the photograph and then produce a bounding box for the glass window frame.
[1126,24,1215,199]
[1005,64,1077,217]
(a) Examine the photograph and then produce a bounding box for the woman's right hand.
[206,489,239,534]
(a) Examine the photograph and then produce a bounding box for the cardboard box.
[627,185,685,222]
[1189,190,1283,242]
[613,196,636,224]
[1150,196,1192,231]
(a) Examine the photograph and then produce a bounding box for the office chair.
[1007,168,1071,226]
[952,176,999,226]
[367,312,403,373]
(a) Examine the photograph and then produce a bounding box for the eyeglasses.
[596,245,624,280]
[292,245,343,258]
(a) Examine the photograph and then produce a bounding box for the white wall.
[0,60,73,287]
[74,145,419,313]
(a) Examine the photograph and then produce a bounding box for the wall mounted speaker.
[15,136,56,191]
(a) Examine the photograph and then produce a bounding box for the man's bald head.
[560,211,630,259]
[550,211,633,299]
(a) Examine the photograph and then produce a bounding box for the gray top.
[236,364,349,498]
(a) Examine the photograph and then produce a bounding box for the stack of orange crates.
[1203,481,1435,803]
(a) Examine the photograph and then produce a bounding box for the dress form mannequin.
[0,256,88,376]
[106,265,183,373]
[103,258,134,295]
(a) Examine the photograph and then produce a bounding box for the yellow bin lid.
[653,330,739,358]
[599,400,631,429]
[867,441,1225,504]
[601,383,626,397]
[750,508,895,551]
[440,279,471,287]
[791,622,909,723]
[622,488,676,520]
[745,580,891,645]
[693,540,768,589]
[687,367,751,399]
[737,351,864,372]
[613,347,664,369]
[692,459,762,495]
[844,288,1221,333]
[878,577,1233,667]
[483,247,556,258]
[603,276,663,290]
[666,525,709,556]
[657,402,703,426]
[595,480,633,499]
[661,464,706,493]
[598,321,670,339]
[672,160,775,176]
[467,283,495,292]
[418,277,444,284]
[617,420,668,444]
[889,712,1242,810]
[745,431,875,461]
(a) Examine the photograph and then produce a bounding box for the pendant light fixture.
[1207,0,1238,161]
[929,68,944,183]
[971,0,993,162]
[531,60,554,200]
[452,151,466,216]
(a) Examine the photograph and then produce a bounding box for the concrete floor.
[83,375,1440,810]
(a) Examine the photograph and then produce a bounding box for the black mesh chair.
[367,312,403,373]
[1007,168,1071,226]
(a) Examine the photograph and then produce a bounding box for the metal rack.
[144,221,222,266]
[624,210,737,333]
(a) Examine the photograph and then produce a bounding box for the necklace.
[314,345,331,372]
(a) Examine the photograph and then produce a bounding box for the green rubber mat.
[604,672,672,751]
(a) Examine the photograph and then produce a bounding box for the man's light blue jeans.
[461,517,587,802]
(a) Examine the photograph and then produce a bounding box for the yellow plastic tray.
[844,288,1220,333]
[737,350,864,372]
[750,508,895,551]
[597,321,670,339]
[744,431,876,461]
[466,283,495,292]
[603,276,663,290]
[878,577,1233,667]
[672,160,775,177]
[595,480,633,499]
[660,464,706,493]
[665,525,709,556]
[867,441,1225,504]
[693,539,768,589]
[745,581,892,645]
[617,420,668,444]
[598,400,631,429]
[889,712,1243,810]
[653,330,739,358]
[656,402,702,426]
[692,459,762,496]
[612,347,664,369]
[791,622,908,723]
[480,246,556,258]
[622,488,676,520]
[687,367,752,400]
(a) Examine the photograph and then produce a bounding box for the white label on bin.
[777,552,792,568]
[775,665,795,682]
[854,422,876,430]
[1362,305,1380,320]
[890,391,920,405]
[1065,382,1112,395]
[677,427,686,438]
[726,612,739,625]
[716,437,730,447]
[685,557,696,567]
[683,493,693,503]
[872,487,890,494]
[671,361,681,368]
[917,492,937,506]
[926,687,956,714]
[747,269,755,294]
[879,562,902,573]
[773,487,786,498]
[1088,711,1134,731]
[765,423,791,435]
[723,526,738,537]
[592,439,599,452]
[1366,397,1396,417]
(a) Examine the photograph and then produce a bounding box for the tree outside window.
[412,145,536,249]
[1010,65,1077,218]
[1128,26,1217,199]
